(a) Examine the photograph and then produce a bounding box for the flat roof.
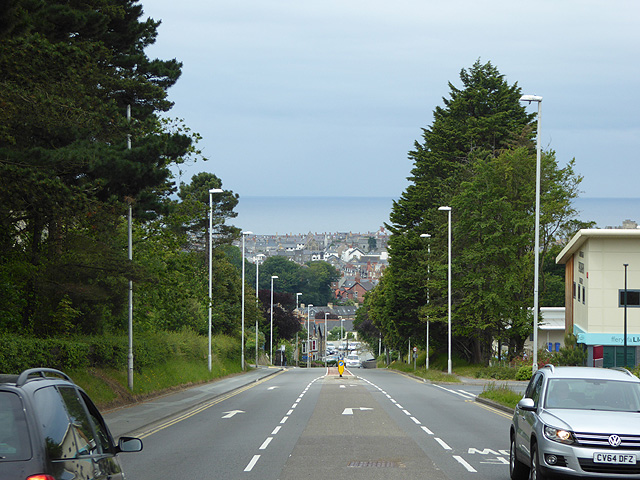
[556,229,640,265]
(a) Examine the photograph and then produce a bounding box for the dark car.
[0,368,142,479]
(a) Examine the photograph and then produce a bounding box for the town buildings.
[236,230,389,303]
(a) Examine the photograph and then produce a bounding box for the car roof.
[540,365,639,382]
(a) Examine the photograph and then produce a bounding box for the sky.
[141,0,640,201]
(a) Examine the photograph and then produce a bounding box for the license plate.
[593,452,636,464]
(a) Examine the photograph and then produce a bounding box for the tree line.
[354,60,593,365]
[0,0,339,355]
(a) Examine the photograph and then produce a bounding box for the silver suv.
[510,365,640,479]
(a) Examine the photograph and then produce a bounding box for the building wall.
[574,237,640,338]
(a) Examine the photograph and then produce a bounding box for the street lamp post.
[438,206,452,375]
[324,312,329,367]
[255,259,259,367]
[624,264,629,367]
[208,188,224,372]
[307,304,314,368]
[241,231,252,370]
[270,275,278,364]
[520,94,543,371]
[420,233,431,369]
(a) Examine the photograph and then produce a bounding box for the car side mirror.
[117,436,143,453]
[517,398,536,411]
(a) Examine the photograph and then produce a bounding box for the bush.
[474,366,517,380]
[516,365,533,381]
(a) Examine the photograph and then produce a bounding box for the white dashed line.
[244,455,260,472]
[259,437,273,450]
[453,455,477,472]
[435,437,452,450]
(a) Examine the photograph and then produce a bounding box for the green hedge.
[0,331,237,374]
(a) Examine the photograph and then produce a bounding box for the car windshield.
[545,378,640,412]
[0,392,31,461]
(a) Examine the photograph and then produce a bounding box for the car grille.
[574,432,640,450]
[578,459,640,474]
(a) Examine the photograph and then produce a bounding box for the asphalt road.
[114,367,518,479]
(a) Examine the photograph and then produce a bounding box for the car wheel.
[529,443,547,480]
[510,435,529,480]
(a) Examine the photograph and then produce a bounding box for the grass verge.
[478,382,522,410]
[69,357,243,410]
[386,361,461,383]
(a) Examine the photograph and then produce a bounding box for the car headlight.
[544,425,576,445]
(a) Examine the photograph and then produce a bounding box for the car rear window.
[0,392,31,461]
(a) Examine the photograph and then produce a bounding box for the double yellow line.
[135,370,286,439]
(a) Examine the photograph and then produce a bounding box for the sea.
[233,196,640,236]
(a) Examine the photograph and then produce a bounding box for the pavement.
[102,366,525,439]
[103,366,283,439]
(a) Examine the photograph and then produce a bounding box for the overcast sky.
[142,0,640,200]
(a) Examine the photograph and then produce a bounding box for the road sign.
[338,359,345,377]
[413,346,417,352]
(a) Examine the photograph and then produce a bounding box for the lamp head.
[420,233,431,238]
[209,188,224,194]
[242,231,253,235]
[271,275,278,279]
[520,94,543,103]
[438,206,451,211]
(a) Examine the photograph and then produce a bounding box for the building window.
[582,286,586,304]
[578,262,584,273]
[578,285,581,301]
[573,282,576,299]
[619,290,640,307]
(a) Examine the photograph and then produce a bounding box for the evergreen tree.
[0,0,201,334]
[383,60,532,355]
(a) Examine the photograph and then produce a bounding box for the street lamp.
[624,264,629,367]
[241,231,252,370]
[307,304,314,368]
[438,206,452,375]
[420,233,431,369]
[324,312,329,367]
[208,188,224,372]
[520,94,543,371]
[270,275,278,364]
[255,259,260,367]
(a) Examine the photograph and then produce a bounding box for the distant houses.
[236,230,389,303]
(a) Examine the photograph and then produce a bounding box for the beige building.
[556,229,640,367]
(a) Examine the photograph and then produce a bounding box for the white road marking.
[221,410,244,418]
[244,455,260,472]
[259,437,273,450]
[453,455,477,472]
[435,437,452,450]
[421,426,434,435]
[271,426,281,435]
[402,409,411,415]
[287,409,293,415]
[410,417,421,425]
[342,407,374,415]
[267,386,279,390]
[280,416,288,424]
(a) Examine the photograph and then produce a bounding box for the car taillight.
[26,475,56,480]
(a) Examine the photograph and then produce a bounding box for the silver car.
[510,365,640,479]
